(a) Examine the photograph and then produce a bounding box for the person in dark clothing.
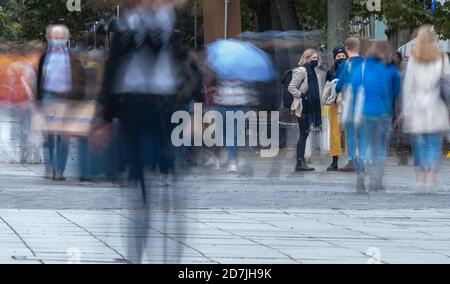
[288,48,322,172]
[94,3,191,184]
[92,0,193,263]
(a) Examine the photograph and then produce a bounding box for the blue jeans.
[44,134,69,176]
[42,94,70,176]
[357,117,391,177]
[217,106,249,162]
[345,122,357,161]
[413,134,443,172]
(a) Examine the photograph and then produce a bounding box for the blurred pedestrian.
[389,51,412,166]
[93,0,191,263]
[288,48,322,172]
[213,79,258,172]
[402,26,450,191]
[336,38,365,173]
[36,25,87,181]
[325,46,347,171]
[352,43,400,193]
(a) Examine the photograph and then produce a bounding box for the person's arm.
[97,31,122,123]
[36,54,46,105]
[443,54,450,78]
[288,67,308,99]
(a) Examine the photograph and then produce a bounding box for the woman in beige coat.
[288,48,322,172]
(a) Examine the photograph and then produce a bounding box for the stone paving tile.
[212,258,299,264]
[0,126,449,264]
[3,206,450,264]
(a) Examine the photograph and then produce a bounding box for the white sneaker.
[205,156,220,169]
[160,173,175,187]
[227,162,238,172]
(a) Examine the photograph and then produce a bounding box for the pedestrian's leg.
[426,134,443,190]
[43,134,55,178]
[414,135,426,188]
[373,119,390,191]
[328,104,341,168]
[296,117,309,160]
[357,120,372,175]
[55,135,70,179]
[355,121,371,194]
[329,105,341,156]
[340,123,357,172]
[295,116,313,171]
[78,138,90,181]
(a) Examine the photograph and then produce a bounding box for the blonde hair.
[411,25,443,63]
[298,48,318,66]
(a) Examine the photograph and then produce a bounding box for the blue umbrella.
[206,39,276,83]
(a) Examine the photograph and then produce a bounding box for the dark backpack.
[282,70,294,109]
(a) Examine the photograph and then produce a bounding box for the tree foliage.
[243,0,450,40]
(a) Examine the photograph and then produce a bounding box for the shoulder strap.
[361,62,365,82]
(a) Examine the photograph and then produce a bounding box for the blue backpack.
[282,70,294,109]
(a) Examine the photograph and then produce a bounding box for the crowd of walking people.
[0,0,448,198]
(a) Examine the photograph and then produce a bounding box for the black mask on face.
[336,58,346,66]
[310,59,319,68]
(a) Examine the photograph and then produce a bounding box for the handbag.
[321,79,339,105]
[33,100,97,137]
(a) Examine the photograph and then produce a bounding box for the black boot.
[295,158,315,172]
[327,156,339,172]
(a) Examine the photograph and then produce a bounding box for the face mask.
[336,58,346,66]
[48,39,67,48]
[309,60,319,68]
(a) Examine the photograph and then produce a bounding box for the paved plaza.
[0,143,449,263]
[0,116,449,264]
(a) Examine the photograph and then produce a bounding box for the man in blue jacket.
[350,45,401,193]
[335,38,365,173]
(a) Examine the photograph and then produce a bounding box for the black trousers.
[117,94,176,187]
[297,116,309,160]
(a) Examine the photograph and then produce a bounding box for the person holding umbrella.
[206,39,276,172]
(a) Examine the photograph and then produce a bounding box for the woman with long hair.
[402,26,450,191]
[288,48,322,172]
